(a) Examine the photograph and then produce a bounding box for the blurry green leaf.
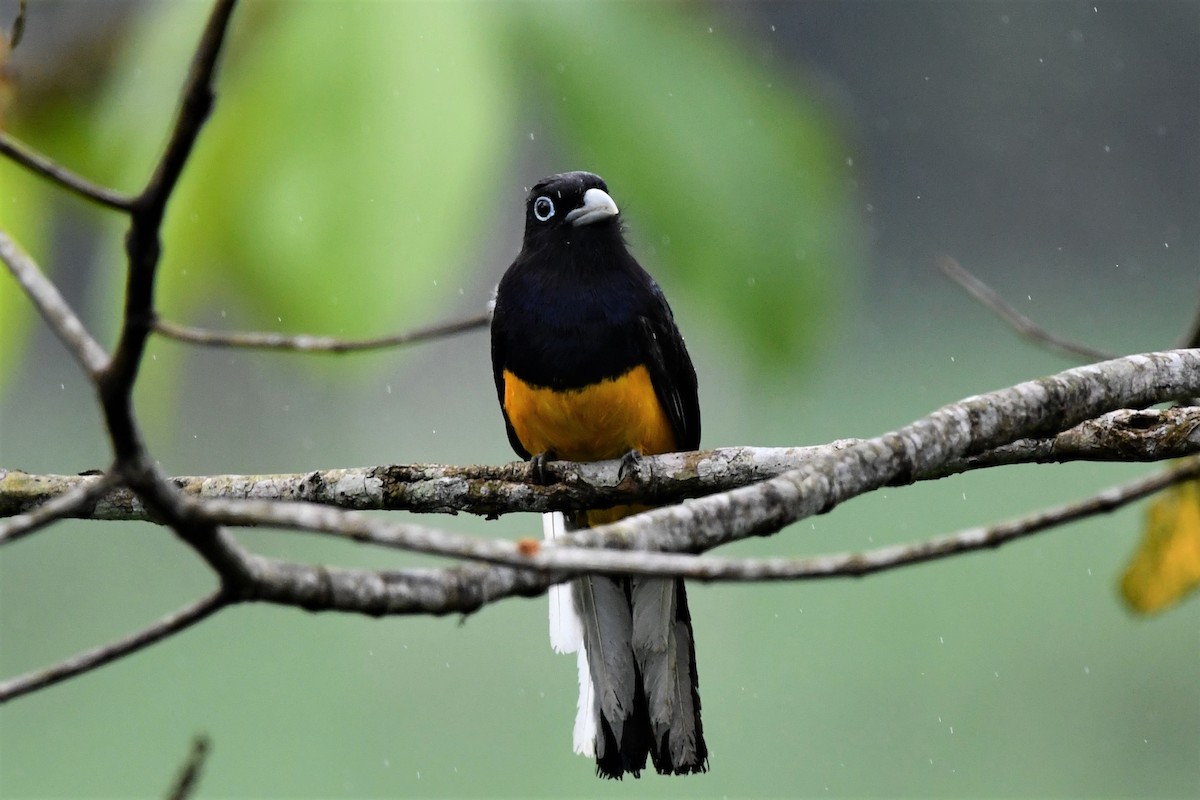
[0,156,48,392]
[90,1,512,344]
[515,2,862,367]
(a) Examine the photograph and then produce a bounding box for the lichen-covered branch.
[5,407,1196,523]
[0,470,118,545]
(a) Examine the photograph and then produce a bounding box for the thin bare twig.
[0,229,110,374]
[937,255,1116,361]
[0,134,133,211]
[0,470,118,545]
[165,735,212,800]
[0,589,229,704]
[153,311,490,353]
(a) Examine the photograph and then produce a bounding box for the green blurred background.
[1,1,1197,796]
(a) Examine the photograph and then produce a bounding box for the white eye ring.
[533,195,555,222]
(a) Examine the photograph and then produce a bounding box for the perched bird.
[490,171,707,778]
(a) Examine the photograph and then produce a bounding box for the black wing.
[637,284,700,451]
[490,298,532,460]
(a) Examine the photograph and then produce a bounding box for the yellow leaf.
[1120,476,1200,614]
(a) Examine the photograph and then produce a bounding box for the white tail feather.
[544,512,596,757]
[544,512,582,654]
[572,644,598,756]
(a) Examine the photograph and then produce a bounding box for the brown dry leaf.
[1120,476,1200,614]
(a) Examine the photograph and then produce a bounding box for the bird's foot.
[529,450,558,485]
[617,449,644,483]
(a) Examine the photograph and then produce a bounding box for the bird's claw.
[529,451,557,485]
[618,449,644,483]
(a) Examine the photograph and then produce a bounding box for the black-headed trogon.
[490,171,707,778]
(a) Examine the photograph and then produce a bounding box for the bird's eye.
[533,196,555,222]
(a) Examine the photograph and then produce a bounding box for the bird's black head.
[522,171,621,244]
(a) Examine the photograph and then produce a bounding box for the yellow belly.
[503,364,676,462]
[504,365,675,527]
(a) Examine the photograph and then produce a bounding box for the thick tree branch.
[937,255,1116,361]
[0,469,118,545]
[3,456,1193,707]
[0,133,134,211]
[153,311,491,353]
[6,407,1196,523]
[555,350,1200,559]
[184,457,1200,617]
[0,589,229,704]
[192,455,1200,579]
[0,229,110,375]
